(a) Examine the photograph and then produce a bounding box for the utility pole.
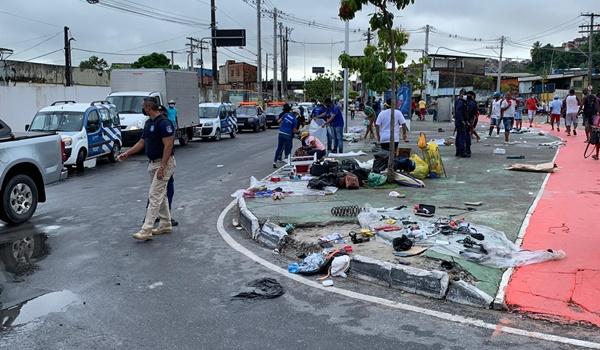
[343,20,349,133]
[186,37,199,71]
[423,24,430,102]
[167,50,176,69]
[64,26,72,87]
[210,0,218,101]
[272,8,278,100]
[496,36,505,92]
[256,0,262,102]
[361,28,373,102]
[279,23,284,99]
[265,52,270,98]
[580,13,599,89]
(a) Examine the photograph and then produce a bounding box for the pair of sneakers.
[133,221,173,241]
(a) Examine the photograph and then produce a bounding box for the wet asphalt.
[0,128,596,350]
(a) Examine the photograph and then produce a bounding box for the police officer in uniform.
[454,89,470,157]
[118,97,176,241]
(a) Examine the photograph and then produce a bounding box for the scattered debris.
[232,278,285,300]
[493,148,506,155]
[507,162,558,173]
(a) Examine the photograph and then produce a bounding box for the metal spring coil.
[330,205,363,217]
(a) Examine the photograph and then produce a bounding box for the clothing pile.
[356,206,566,269]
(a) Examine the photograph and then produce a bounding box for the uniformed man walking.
[118,97,176,241]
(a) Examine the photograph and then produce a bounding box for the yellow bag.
[423,142,445,177]
[417,132,427,150]
[409,154,429,179]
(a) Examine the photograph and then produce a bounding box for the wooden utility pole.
[167,50,176,69]
[64,26,72,87]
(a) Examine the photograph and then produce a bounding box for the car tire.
[230,127,237,138]
[76,149,86,172]
[0,174,39,225]
[214,129,222,141]
[253,123,259,133]
[262,120,267,131]
[108,143,120,163]
[0,235,44,273]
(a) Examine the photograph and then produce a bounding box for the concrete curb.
[236,200,493,309]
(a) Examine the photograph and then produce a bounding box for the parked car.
[195,103,238,141]
[236,103,266,132]
[28,101,122,171]
[0,118,66,225]
[265,102,285,128]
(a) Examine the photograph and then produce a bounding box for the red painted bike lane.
[506,124,600,326]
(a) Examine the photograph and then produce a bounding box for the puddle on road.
[1,290,80,328]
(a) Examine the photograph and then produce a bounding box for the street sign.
[312,67,325,74]
[214,29,246,47]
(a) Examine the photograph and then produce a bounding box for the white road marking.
[217,200,600,349]
[493,142,562,308]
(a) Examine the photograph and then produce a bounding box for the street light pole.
[256,0,262,102]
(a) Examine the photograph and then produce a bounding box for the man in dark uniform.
[466,91,480,143]
[118,97,176,241]
[454,89,470,157]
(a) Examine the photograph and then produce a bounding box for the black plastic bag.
[232,278,285,300]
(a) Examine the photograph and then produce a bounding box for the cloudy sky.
[0,0,594,80]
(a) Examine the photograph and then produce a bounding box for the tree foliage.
[79,56,108,71]
[132,52,173,69]
[528,33,600,75]
[305,73,341,102]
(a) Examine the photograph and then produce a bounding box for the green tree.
[79,56,108,71]
[132,52,174,69]
[305,73,341,101]
[339,0,415,176]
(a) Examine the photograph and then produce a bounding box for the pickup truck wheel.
[1,175,38,225]
[76,149,86,171]
[0,236,37,272]
[108,143,120,163]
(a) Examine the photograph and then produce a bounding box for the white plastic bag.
[330,255,351,277]
[309,119,328,147]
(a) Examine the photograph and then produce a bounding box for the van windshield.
[199,107,219,118]
[30,112,84,132]
[107,96,145,114]
[236,106,256,116]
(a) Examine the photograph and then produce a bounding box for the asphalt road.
[0,128,594,349]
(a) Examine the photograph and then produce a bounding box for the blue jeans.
[326,127,333,151]
[274,133,294,162]
[330,126,344,153]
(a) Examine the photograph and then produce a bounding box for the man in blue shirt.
[167,100,178,127]
[324,97,344,153]
[118,97,176,241]
[273,103,298,168]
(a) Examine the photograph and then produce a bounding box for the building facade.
[218,60,257,91]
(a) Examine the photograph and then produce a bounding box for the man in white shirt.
[376,99,408,151]
[564,89,581,136]
[500,91,516,143]
[488,92,502,137]
[549,95,563,132]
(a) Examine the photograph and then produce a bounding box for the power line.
[516,15,582,43]
[23,48,63,62]
[0,9,60,28]
[10,31,62,58]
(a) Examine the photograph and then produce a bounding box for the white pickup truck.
[0,119,66,225]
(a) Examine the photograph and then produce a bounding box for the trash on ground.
[388,191,406,198]
[493,148,506,155]
[328,151,367,157]
[232,278,285,300]
[464,201,483,207]
[539,140,566,148]
[321,279,334,287]
[507,162,558,173]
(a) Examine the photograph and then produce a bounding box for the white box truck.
[107,69,199,146]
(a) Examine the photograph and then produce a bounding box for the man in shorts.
[563,89,581,136]
[526,95,538,128]
[549,95,562,132]
[579,89,599,142]
[488,92,502,137]
[500,91,516,143]
[513,94,524,131]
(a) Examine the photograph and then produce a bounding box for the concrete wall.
[1,60,110,86]
[0,83,110,132]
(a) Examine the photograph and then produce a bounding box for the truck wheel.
[0,235,40,273]
[108,143,120,163]
[0,174,39,225]
[76,149,86,172]
[179,132,189,146]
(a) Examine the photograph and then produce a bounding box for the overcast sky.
[0,0,594,80]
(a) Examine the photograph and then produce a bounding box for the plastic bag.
[308,119,328,148]
[367,172,387,187]
[422,142,445,177]
[357,207,382,229]
[417,132,427,150]
[409,154,429,179]
[330,255,351,277]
